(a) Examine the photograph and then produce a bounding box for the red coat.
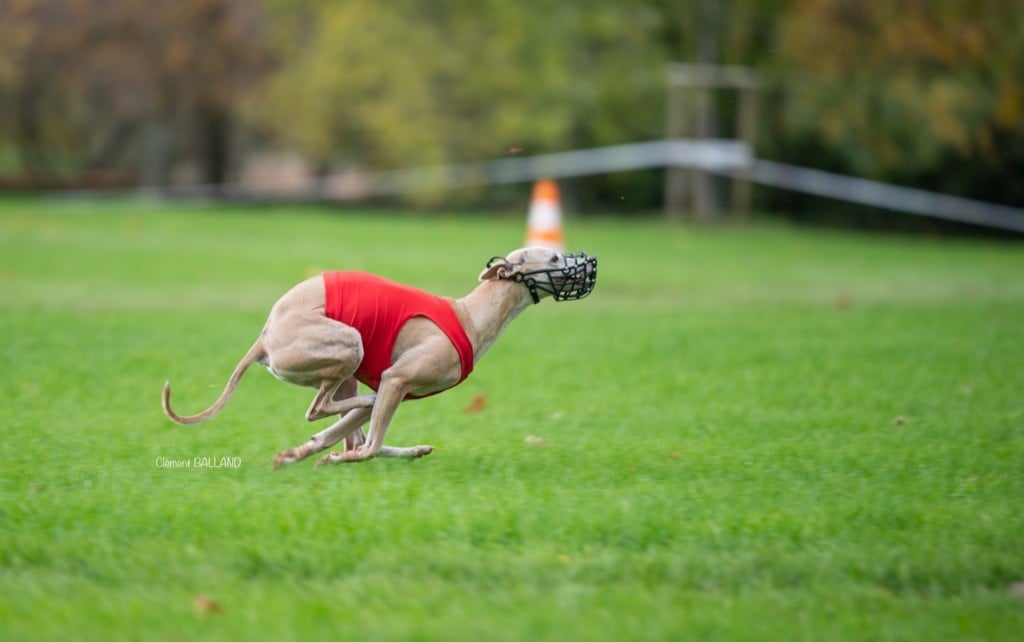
[322,271,474,398]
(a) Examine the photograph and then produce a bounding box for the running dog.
[161,246,597,466]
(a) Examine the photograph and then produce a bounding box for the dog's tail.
[162,338,266,425]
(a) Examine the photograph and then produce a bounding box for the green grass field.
[1,198,1022,640]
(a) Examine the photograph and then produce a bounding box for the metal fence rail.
[736,160,1024,233]
[40,139,1024,233]
[366,139,750,194]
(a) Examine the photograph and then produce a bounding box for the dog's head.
[479,247,598,304]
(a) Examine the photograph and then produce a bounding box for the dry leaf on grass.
[192,595,222,614]
[463,394,487,414]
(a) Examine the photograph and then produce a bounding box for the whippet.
[161,247,598,466]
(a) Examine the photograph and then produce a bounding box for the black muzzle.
[492,252,598,304]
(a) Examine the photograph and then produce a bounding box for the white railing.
[39,140,1024,233]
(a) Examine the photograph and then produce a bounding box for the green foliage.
[0,0,267,181]
[2,1,1022,208]
[774,0,1024,195]
[255,1,666,168]
[1,199,1022,640]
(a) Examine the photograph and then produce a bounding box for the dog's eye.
[549,256,560,264]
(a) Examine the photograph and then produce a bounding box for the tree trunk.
[199,98,231,190]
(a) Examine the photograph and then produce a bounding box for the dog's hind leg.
[305,377,375,422]
[335,427,431,459]
[317,443,434,465]
[262,298,367,422]
[272,405,373,468]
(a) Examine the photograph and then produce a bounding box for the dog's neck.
[455,279,535,363]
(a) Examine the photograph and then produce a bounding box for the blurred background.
[0,0,1021,232]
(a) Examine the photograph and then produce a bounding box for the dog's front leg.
[325,364,418,463]
[347,369,410,461]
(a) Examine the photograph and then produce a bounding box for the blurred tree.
[0,0,267,186]
[253,0,668,202]
[2,0,1020,214]
[774,0,1024,203]
[254,0,809,208]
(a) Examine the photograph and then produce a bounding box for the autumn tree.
[2,0,1021,212]
[773,0,1024,202]
[249,0,797,208]
[253,0,668,201]
[0,0,267,186]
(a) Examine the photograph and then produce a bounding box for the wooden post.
[731,85,758,220]
[693,4,720,222]
[692,84,717,222]
[664,74,688,221]
[665,63,759,222]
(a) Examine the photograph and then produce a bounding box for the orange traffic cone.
[526,179,565,251]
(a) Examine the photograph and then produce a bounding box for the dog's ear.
[478,258,513,281]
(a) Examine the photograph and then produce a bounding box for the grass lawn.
[1,197,1022,640]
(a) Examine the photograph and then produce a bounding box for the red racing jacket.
[322,271,474,399]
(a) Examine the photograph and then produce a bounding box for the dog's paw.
[316,449,366,466]
[316,451,343,466]
[410,445,435,458]
[271,451,299,469]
